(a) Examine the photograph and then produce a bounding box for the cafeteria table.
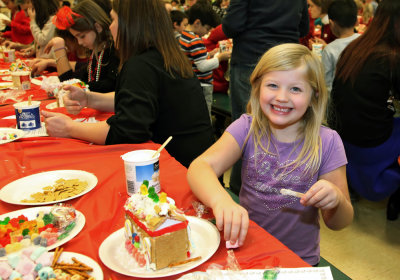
[0,137,310,279]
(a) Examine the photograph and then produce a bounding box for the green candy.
[142,180,149,187]
[263,270,279,280]
[64,221,76,233]
[43,213,54,225]
[22,228,30,236]
[0,217,10,225]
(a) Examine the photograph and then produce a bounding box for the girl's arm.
[301,166,354,230]
[42,111,110,144]
[30,17,56,47]
[187,132,249,245]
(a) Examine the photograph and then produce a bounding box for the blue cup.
[13,101,41,130]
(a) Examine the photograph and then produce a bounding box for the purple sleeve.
[319,127,348,177]
[225,114,252,149]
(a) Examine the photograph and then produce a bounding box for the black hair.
[187,1,219,27]
[328,0,358,28]
[170,10,188,26]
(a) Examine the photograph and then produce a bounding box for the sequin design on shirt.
[243,149,314,211]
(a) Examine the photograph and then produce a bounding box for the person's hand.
[30,59,49,76]
[44,37,66,54]
[63,85,88,115]
[5,41,18,49]
[208,48,218,58]
[217,50,231,62]
[300,179,342,210]
[212,197,249,246]
[27,7,35,20]
[309,37,327,49]
[2,19,10,26]
[42,111,73,138]
[18,46,35,57]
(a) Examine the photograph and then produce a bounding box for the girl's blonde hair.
[246,43,328,176]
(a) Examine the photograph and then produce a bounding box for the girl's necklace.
[88,47,105,82]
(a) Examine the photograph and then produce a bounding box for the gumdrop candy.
[134,242,140,249]
[20,238,31,248]
[142,180,149,188]
[148,186,155,195]
[39,238,47,247]
[46,237,57,246]
[15,256,35,275]
[0,217,10,225]
[140,184,148,195]
[159,192,167,203]
[0,247,6,257]
[134,235,140,243]
[137,254,146,267]
[22,229,29,236]
[30,233,39,242]
[0,261,13,279]
[5,242,21,254]
[42,213,54,226]
[33,236,42,246]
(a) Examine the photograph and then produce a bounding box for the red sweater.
[2,10,33,45]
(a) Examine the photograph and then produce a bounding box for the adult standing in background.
[222,0,309,195]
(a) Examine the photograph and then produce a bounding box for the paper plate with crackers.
[0,170,98,205]
[0,205,85,259]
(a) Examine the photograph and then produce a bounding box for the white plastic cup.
[3,49,15,62]
[13,101,41,130]
[11,71,31,90]
[312,43,323,59]
[121,149,161,195]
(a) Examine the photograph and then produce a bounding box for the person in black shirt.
[42,0,214,168]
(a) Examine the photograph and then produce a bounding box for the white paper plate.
[46,101,62,109]
[0,170,98,205]
[0,82,14,89]
[0,127,25,144]
[31,78,42,86]
[1,75,12,81]
[58,252,104,280]
[99,216,220,278]
[0,206,85,259]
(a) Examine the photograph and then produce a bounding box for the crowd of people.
[0,0,398,267]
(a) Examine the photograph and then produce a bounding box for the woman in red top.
[1,0,33,45]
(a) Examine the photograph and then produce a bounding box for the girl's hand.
[63,85,88,115]
[212,197,249,246]
[42,111,73,138]
[217,50,231,62]
[44,37,66,54]
[208,48,218,58]
[300,179,342,210]
[30,59,49,76]
[27,8,35,20]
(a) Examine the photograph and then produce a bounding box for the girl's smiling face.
[259,66,313,134]
[69,28,97,50]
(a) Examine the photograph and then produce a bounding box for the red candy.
[134,235,140,242]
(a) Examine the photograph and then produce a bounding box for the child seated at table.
[30,0,119,93]
[322,0,360,94]
[187,43,354,265]
[179,1,231,115]
[170,10,188,40]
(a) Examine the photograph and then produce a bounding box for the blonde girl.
[188,43,353,265]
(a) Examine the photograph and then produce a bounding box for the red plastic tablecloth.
[0,138,309,279]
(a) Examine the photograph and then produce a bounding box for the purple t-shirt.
[226,114,347,265]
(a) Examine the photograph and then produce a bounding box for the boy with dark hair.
[170,10,188,40]
[322,0,360,93]
[179,2,230,116]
